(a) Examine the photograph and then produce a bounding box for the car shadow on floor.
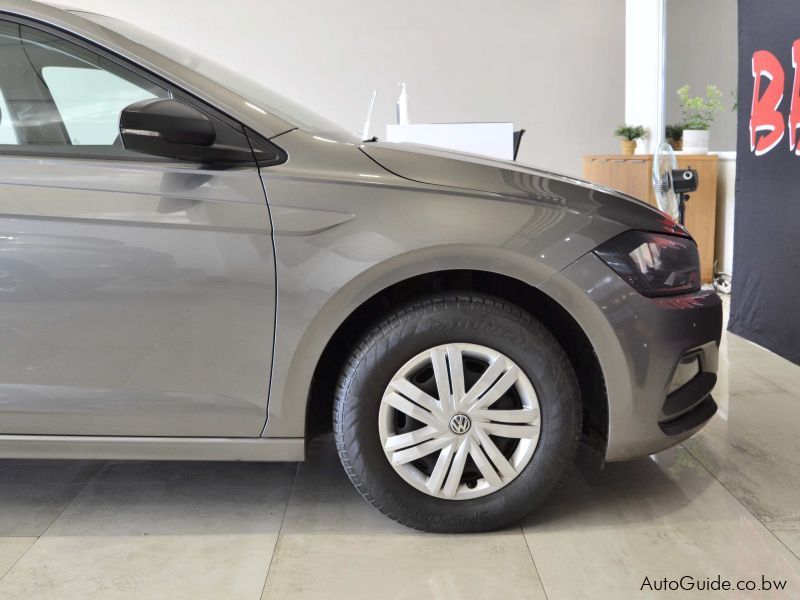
[0,437,711,538]
[0,458,296,537]
[522,442,714,530]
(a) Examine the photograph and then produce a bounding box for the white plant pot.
[682,129,710,154]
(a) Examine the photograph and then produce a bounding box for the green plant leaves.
[678,84,725,130]
[614,124,647,141]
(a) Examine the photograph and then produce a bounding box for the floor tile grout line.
[518,523,551,600]
[0,538,36,582]
[37,461,112,537]
[0,459,111,584]
[681,443,800,562]
[258,462,300,600]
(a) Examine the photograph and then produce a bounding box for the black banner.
[730,0,800,364]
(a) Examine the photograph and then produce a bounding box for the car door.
[0,19,276,437]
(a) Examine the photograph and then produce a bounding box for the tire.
[333,293,582,533]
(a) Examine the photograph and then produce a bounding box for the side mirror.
[119,98,251,165]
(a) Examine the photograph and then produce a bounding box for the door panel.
[0,157,275,436]
[0,17,275,437]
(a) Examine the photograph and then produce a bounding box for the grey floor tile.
[737,355,800,399]
[521,446,800,598]
[0,460,105,536]
[714,352,782,402]
[262,531,545,600]
[281,436,407,534]
[1,534,276,600]
[684,390,800,525]
[0,461,296,599]
[43,461,296,536]
[720,329,768,359]
[0,538,35,579]
[711,304,800,563]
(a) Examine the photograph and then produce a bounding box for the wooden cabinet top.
[584,154,719,162]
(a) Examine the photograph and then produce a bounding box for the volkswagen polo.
[0,0,722,532]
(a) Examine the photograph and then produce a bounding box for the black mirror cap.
[120,98,216,146]
[119,98,253,165]
[119,98,283,167]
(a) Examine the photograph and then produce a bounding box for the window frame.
[0,82,19,145]
[0,14,287,167]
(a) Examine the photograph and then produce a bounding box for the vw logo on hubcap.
[448,413,472,435]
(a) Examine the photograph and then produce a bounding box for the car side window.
[0,19,169,157]
[42,66,159,146]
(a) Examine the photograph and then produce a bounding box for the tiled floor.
[1,298,799,599]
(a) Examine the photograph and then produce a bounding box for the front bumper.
[539,252,722,461]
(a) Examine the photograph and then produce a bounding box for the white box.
[385,122,514,160]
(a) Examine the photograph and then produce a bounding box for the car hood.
[361,142,686,235]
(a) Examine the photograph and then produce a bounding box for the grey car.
[0,0,721,532]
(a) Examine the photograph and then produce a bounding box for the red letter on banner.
[789,40,800,154]
[750,50,785,156]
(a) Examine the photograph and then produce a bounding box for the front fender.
[262,245,560,438]
[260,130,628,438]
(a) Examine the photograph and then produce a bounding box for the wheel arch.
[304,269,609,453]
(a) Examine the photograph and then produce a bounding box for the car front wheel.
[333,293,582,532]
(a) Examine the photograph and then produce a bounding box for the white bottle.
[396,83,409,125]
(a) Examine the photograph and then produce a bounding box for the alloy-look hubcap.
[378,343,541,501]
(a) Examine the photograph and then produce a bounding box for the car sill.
[0,435,304,462]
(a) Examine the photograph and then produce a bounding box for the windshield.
[75,12,355,139]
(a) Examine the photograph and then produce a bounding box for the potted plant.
[677,84,724,153]
[665,124,684,151]
[614,125,647,155]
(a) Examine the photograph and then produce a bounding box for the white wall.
[625,0,667,154]
[713,153,736,275]
[62,0,625,176]
[666,0,738,151]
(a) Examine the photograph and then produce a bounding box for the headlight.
[594,230,700,297]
